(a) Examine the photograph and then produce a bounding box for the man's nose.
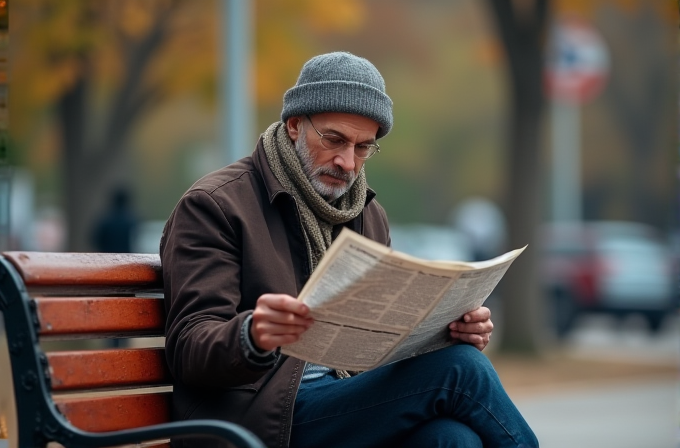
[333,145,356,172]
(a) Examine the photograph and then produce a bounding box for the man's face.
[287,112,380,201]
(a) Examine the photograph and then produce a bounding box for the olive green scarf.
[262,121,367,272]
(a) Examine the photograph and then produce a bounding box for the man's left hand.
[449,306,493,351]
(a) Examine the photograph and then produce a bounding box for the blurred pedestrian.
[92,186,138,253]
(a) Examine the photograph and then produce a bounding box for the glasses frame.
[304,115,380,160]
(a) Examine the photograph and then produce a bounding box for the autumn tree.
[485,0,550,353]
[11,0,367,251]
[12,0,220,250]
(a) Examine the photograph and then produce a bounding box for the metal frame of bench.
[0,252,266,448]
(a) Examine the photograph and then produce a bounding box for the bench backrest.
[0,252,265,448]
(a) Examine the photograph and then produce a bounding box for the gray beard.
[295,127,356,202]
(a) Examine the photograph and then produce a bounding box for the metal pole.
[221,0,254,165]
[551,99,581,223]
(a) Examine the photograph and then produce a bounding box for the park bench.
[0,251,266,448]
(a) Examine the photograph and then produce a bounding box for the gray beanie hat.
[281,51,393,139]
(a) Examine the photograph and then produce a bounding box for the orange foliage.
[254,0,367,106]
[474,36,503,66]
[554,0,676,19]
[11,0,368,141]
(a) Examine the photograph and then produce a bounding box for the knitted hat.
[281,52,393,139]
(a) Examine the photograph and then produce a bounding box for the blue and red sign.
[545,18,609,104]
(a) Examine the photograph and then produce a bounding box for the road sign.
[545,18,609,104]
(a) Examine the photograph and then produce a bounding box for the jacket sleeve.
[161,189,274,389]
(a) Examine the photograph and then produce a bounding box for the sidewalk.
[488,349,678,398]
[486,344,678,448]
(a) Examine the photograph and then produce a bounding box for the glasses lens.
[355,145,372,159]
[320,135,346,150]
[357,145,379,160]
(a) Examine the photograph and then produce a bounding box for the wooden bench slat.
[2,251,266,448]
[36,297,165,337]
[3,251,162,294]
[48,348,171,391]
[54,392,171,432]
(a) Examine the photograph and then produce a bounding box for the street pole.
[221,0,254,165]
[550,99,581,223]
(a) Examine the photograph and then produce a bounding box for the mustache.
[312,166,355,183]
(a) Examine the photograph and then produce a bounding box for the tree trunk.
[56,6,173,251]
[58,76,133,252]
[486,0,550,354]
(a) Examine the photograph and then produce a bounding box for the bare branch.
[100,1,181,152]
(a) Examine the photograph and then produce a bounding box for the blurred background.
[0,0,678,447]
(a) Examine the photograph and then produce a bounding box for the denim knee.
[400,418,483,448]
[435,343,497,375]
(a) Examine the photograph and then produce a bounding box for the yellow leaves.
[554,0,676,20]
[255,0,366,33]
[253,0,368,106]
[304,0,367,33]
[30,60,82,106]
[13,0,373,114]
[117,0,156,39]
[11,0,378,143]
[474,36,503,67]
[147,10,220,106]
[11,0,101,107]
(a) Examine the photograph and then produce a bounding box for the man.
[161,51,538,448]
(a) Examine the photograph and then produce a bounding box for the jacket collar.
[252,135,377,206]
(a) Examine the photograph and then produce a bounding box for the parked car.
[388,224,474,262]
[541,221,677,337]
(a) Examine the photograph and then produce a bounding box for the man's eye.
[323,135,345,146]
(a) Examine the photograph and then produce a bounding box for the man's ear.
[286,116,303,142]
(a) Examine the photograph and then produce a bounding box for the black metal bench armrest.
[54,419,267,448]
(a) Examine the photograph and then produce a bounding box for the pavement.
[486,313,679,448]
[516,379,677,448]
[488,353,677,448]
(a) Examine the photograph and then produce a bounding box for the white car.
[541,221,677,336]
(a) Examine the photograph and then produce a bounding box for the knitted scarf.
[262,121,367,272]
[263,121,367,380]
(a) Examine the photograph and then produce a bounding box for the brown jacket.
[160,138,390,448]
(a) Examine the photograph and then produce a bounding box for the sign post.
[545,18,609,223]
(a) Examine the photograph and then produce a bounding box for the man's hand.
[250,294,314,352]
[448,306,493,351]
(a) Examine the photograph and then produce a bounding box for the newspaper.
[281,228,526,371]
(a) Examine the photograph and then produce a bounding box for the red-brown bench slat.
[3,251,162,295]
[48,348,171,391]
[54,392,171,432]
[36,297,165,338]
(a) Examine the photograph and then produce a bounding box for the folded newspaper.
[281,228,526,371]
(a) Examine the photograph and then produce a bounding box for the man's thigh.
[290,344,488,448]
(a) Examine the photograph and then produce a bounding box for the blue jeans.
[291,344,538,448]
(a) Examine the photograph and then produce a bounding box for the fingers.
[257,293,311,316]
[449,306,493,351]
[450,330,491,351]
[449,319,494,335]
[251,294,314,351]
[462,306,491,323]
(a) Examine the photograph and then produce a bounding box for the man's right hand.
[250,294,314,351]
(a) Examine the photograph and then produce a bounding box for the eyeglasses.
[305,115,380,160]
